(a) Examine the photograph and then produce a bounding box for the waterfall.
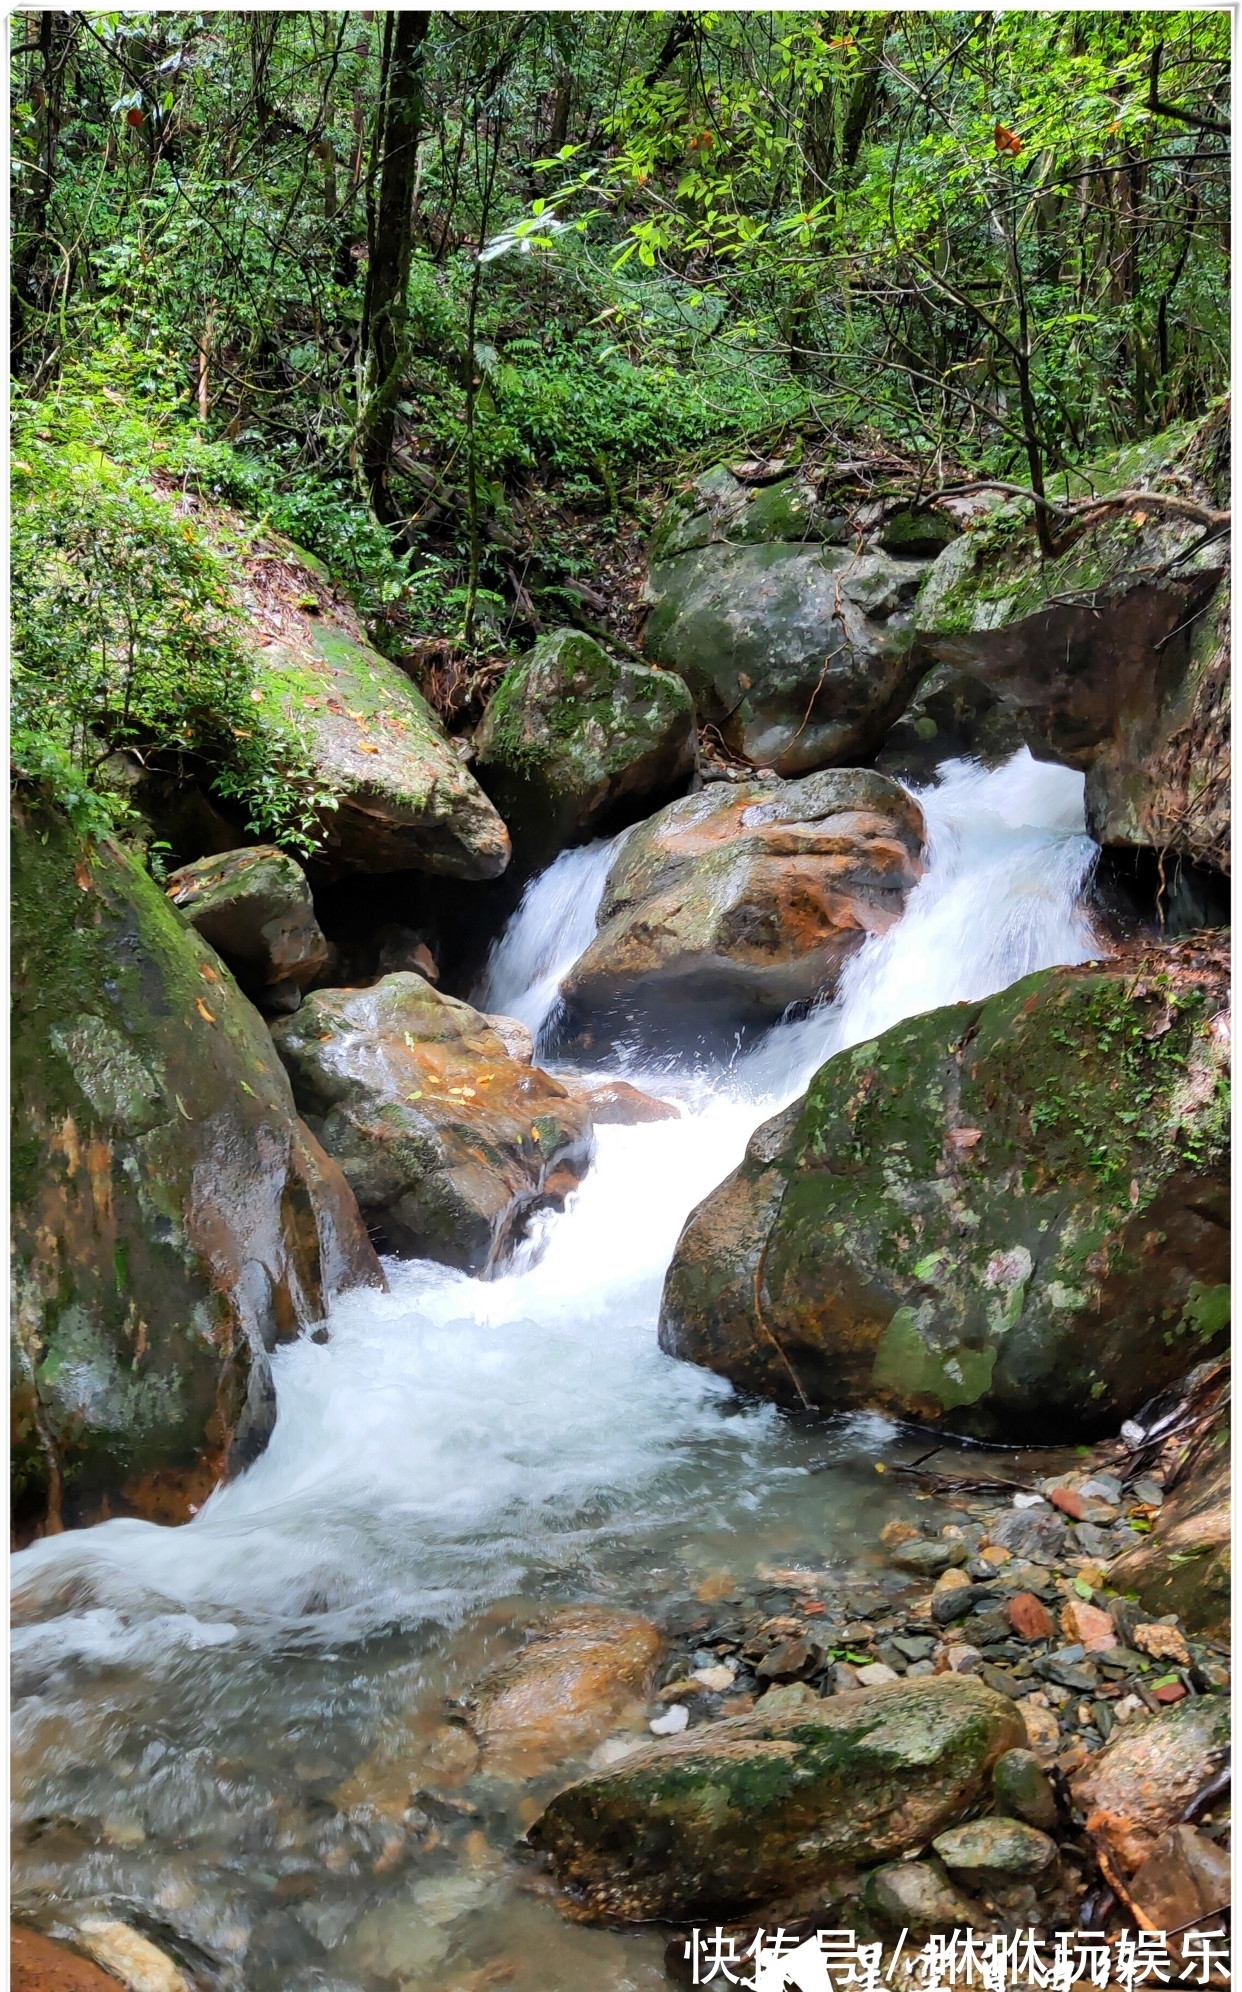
[12,750,1100,1663]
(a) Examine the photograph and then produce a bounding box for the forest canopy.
[10,7,1231,831]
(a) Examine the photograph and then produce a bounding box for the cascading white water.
[12,750,1099,1662]
[474,834,621,1043]
[11,749,1104,1991]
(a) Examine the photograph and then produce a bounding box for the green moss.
[872,1307,997,1410]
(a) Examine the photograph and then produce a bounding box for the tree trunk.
[358,9,430,527]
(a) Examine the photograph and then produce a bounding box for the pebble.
[1021,1700,1061,1757]
[1006,1591,1054,1641]
[855,1662,901,1687]
[649,1704,689,1736]
[942,1645,983,1675]
[691,1664,737,1693]
[1059,1599,1118,1652]
[889,1537,969,1577]
[1133,1622,1191,1667]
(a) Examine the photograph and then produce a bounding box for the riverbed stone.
[862,1859,985,1933]
[164,845,330,992]
[932,1816,1056,1878]
[1072,1693,1231,1876]
[11,801,383,1536]
[527,1674,1024,1921]
[556,769,924,1052]
[991,1747,1059,1829]
[658,952,1229,1439]
[474,627,695,871]
[469,1607,663,1778]
[889,1538,969,1579]
[271,974,593,1272]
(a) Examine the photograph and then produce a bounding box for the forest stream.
[11,752,1107,1992]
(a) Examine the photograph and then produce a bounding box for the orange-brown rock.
[469,1607,663,1778]
[1072,1694,1230,1876]
[567,1079,681,1125]
[1007,1594,1054,1642]
[272,975,593,1271]
[1059,1599,1117,1652]
[557,770,924,1052]
[12,1926,123,1992]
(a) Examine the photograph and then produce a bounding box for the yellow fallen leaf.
[358,742,379,754]
[406,1091,423,1101]
[195,998,216,1024]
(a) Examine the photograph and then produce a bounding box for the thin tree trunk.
[358,9,430,527]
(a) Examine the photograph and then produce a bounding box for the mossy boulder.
[528,1674,1024,1921]
[659,951,1229,1439]
[648,463,848,563]
[270,974,594,1272]
[247,567,510,876]
[473,627,695,871]
[164,844,330,996]
[909,405,1229,872]
[555,769,925,1055]
[11,801,383,1538]
[880,507,962,559]
[643,539,926,776]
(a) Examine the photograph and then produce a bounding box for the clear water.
[11,751,1100,1991]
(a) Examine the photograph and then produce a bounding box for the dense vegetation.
[11,8,1230,837]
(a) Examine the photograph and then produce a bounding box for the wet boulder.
[164,845,330,999]
[566,1079,681,1125]
[1109,1432,1230,1640]
[244,539,510,880]
[910,405,1230,874]
[556,769,924,1054]
[659,951,1229,1439]
[270,974,593,1272]
[11,802,383,1537]
[527,1674,1023,1921]
[1072,1693,1230,1878]
[468,1607,663,1778]
[473,627,695,872]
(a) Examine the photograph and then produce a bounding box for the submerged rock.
[164,844,330,995]
[659,953,1229,1438]
[11,803,383,1536]
[1072,1693,1231,1876]
[556,769,924,1052]
[270,974,593,1271]
[862,1858,985,1933]
[474,627,695,871]
[565,1079,681,1125]
[527,1674,1023,1921]
[469,1607,663,1778]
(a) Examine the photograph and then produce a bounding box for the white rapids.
[12,750,1099,1662]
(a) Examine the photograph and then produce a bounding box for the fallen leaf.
[195,998,216,1024]
[74,860,92,892]
[358,742,379,754]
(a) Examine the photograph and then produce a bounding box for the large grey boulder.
[642,466,935,775]
[165,844,330,992]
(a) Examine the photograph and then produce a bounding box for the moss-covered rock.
[648,464,848,563]
[643,539,926,776]
[659,950,1229,1439]
[556,770,925,1054]
[527,1675,1024,1921]
[270,974,594,1271]
[248,573,510,877]
[164,844,330,994]
[473,627,694,871]
[11,802,383,1538]
[909,406,1230,872]
[880,507,962,559]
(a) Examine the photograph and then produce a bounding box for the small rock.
[1006,1592,1054,1642]
[758,1681,822,1717]
[980,1664,1028,1701]
[890,1537,969,1578]
[989,1508,1068,1565]
[1153,1680,1187,1705]
[978,1544,1011,1567]
[1133,1622,1191,1667]
[879,1519,920,1548]
[483,1013,534,1063]
[1127,1823,1231,1929]
[1020,1700,1061,1759]
[650,1704,690,1736]
[933,1816,1057,1878]
[942,1646,983,1675]
[992,1747,1058,1829]
[1071,1524,1121,1562]
[1080,1475,1124,1504]
[691,1664,737,1694]
[471,1607,662,1776]
[1130,1477,1164,1508]
[891,1635,936,1662]
[1059,1600,1118,1653]
[1114,1694,1148,1724]
[856,1663,901,1688]
[862,1859,984,1933]
[77,1921,189,1992]
[830,1662,862,1694]
[755,1637,823,1683]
